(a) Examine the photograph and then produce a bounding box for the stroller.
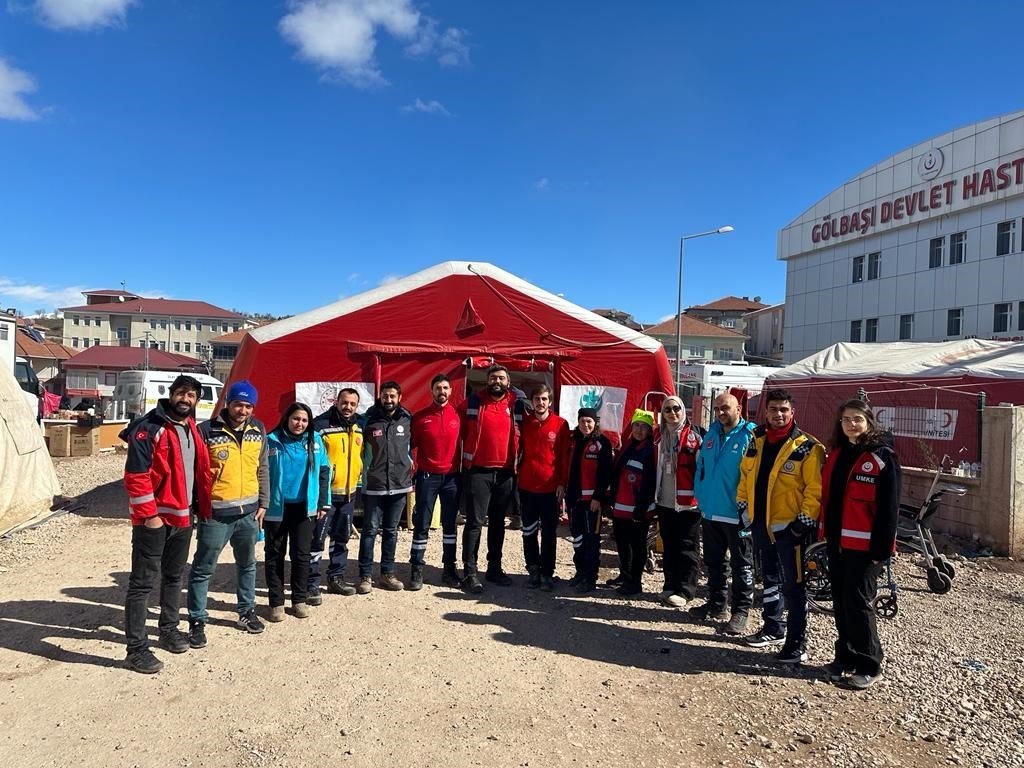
[896,465,968,594]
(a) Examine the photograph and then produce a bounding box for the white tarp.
[295,382,375,415]
[769,340,1024,381]
[559,385,627,430]
[0,366,61,536]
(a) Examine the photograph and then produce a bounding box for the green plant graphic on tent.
[579,389,603,410]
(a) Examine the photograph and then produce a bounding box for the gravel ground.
[0,453,1022,767]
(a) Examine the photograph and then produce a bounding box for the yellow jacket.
[199,413,269,518]
[736,424,825,541]
[312,409,366,498]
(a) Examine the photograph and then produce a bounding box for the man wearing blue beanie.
[187,379,270,648]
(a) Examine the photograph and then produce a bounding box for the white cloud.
[279,0,468,87]
[0,278,90,311]
[377,273,401,286]
[31,0,135,30]
[533,177,549,190]
[346,272,360,282]
[401,97,450,116]
[0,58,39,120]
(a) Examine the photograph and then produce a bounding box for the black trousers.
[124,522,193,653]
[830,548,884,675]
[519,489,560,577]
[701,518,754,613]
[461,468,515,574]
[569,502,601,581]
[612,517,649,584]
[264,502,315,607]
[656,505,702,598]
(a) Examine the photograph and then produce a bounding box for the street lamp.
[675,225,734,393]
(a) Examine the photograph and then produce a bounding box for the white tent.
[0,366,61,536]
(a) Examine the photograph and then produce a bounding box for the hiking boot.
[461,572,484,594]
[356,577,373,595]
[575,579,597,594]
[526,565,542,589]
[616,581,642,597]
[744,629,786,648]
[188,621,208,649]
[775,645,808,664]
[379,573,404,592]
[689,602,729,622]
[157,628,189,654]
[327,577,357,596]
[719,610,749,636]
[485,569,512,586]
[291,602,310,619]
[126,647,163,674]
[407,567,424,592]
[823,660,852,684]
[267,605,286,622]
[847,672,882,690]
[605,573,627,587]
[662,593,688,609]
[237,610,265,635]
[306,588,323,606]
[441,565,461,588]
[508,514,523,530]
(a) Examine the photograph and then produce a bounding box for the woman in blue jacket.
[265,402,331,621]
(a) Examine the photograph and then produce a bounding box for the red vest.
[659,425,701,508]
[820,448,890,553]
[576,437,605,502]
[611,439,655,520]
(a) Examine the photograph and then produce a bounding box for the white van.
[677,362,780,426]
[113,370,223,422]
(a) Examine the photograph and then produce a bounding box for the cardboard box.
[48,425,72,457]
[70,427,101,457]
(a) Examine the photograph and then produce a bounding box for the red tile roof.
[82,289,141,297]
[687,296,769,312]
[14,328,75,361]
[64,345,202,370]
[644,314,746,338]
[60,297,243,319]
[209,329,250,344]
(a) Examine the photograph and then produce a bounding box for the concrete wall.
[902,404,1024,556]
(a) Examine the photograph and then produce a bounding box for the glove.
[786,519,810,539]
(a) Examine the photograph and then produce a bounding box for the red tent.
[227,262,674,430]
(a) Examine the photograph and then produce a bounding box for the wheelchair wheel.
[645,554,656,573]
[926,567,953,594]
[872,594,898,619]
[803,543,832,601]
[933,556,956,580]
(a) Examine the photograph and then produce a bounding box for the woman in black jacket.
[819,398,900,690]
[565,407,614,593]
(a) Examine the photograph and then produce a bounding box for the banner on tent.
[295,382,375,415]
[873,406,958,441]
[559,385,628,430]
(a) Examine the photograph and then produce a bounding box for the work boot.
[526,565,542,589]
[356,577,373,595]
[157,628,190,654]
[575,579,597,594]
[719,610,749,636]
[508,514,523,530]
[291,602,310,619]
[379,573,404,591]
[616,580,642,597]
[266,605,286,623]
[306,587,323,606]
[566,571,583,587]
[461,571,484,594]
[407,567,424,592]
[540,574,555,592]
[441,564,461,588]
[327,577,357,596]
[485,569,512,586]
[689,601,729,622]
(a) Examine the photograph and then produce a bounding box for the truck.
[676,361,780,428]
[112,370,223,422]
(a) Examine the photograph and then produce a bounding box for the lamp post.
[675,225,734,393]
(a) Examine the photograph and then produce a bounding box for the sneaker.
[823,660,852,683]
[379,573,404,592]
[237,610,265,635]
[526,566,542,589]
[575,579,597,594]
[776,646,808,664]
[461,572,484,594]
[126,647,163,674]
[847,672,882,690]
[291,602,310,619]
[508,515,523,530]
[408,567,424,592]
[266,605,286,622]
[356,577,373,595]
[485,570,512,587]
[616,581,642,597]
[744,630,786,648]
[605,574,627,587]
[441,566,461,588]
[306,589,323,606]
[663,593,689,609]
[719,611,749,636]
[327,578,357,596]
[540,575,555,592]
[157,628,189,654]
[689,602,729,621]
[188,621,208,649]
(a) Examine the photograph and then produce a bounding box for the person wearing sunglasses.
[653,396,702,609]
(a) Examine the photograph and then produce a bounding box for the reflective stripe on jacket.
[821,446,896,553]
[655,423,701,510]
[312,409,366,497]
[199,412,268,519]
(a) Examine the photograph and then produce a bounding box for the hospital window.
[949,232,967,264]
[996,220,1016,256]
[850,320,862,342]
[174,341,181,352]
[72,337,79,347]
[851,255,864,283]
[947,308,963,337]
[865,318,878,342]
[184,342,191,352]
[994,303,1013,333]
[72,315,80,325]
[899,314,914,340]
[929,237,944,268]
[867,252,881,280]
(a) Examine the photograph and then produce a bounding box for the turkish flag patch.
[136,431,149,441]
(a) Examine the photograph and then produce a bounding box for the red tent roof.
[64,345,202,370]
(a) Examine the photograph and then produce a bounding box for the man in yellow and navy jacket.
[187,380,269,648]
[308,387,367,600]
[737,387,825,665]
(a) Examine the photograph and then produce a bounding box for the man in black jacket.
[356,381,413,594]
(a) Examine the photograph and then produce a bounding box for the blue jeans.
[358,494,407,578]
[410,472,460,567]
[187,512,259,623]
[309,496,355,589]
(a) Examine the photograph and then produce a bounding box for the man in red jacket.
[408,373,463,590]
[121,375,211,674]
[459,364,526,593]
[518,384,570,591]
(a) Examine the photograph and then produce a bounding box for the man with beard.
[308,388,366,600]
[459,364,527,593]
[121,374,211,673]
[356,381,414,594]
[407,374,462,590]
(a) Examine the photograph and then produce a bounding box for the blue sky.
[1,1,1022,322]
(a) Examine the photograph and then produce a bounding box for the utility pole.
[143,331,152,370]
